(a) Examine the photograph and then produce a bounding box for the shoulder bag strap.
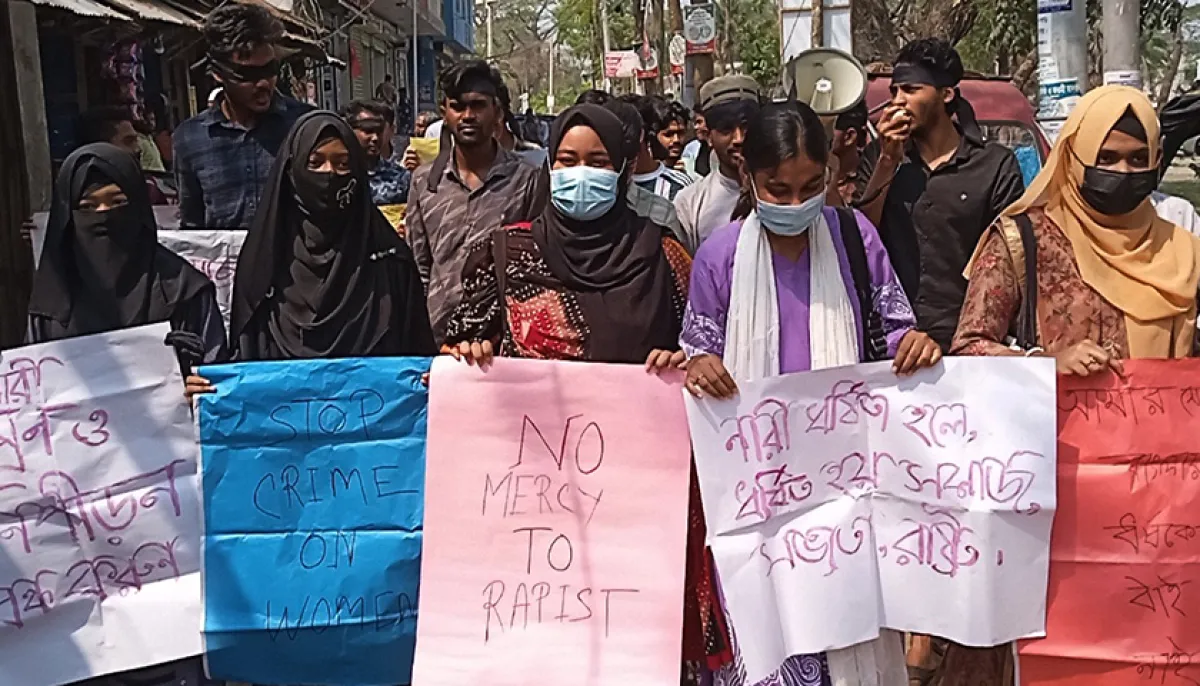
[1012,213,1039,350]
[834,207,887,361]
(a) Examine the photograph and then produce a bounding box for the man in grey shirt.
[406,61,545,345]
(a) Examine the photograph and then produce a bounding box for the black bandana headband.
[209,56,280,84]
[892,63,957,89]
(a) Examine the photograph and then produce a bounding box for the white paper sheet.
[0,324,202,686]
[685,358,1057,684]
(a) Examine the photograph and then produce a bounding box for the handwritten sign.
[0,323,201,686]
[686,358,1058,684]
[198,357,430,686]
[156,230,246,329]
[1020,360,1200,684]
[412,358,693,686]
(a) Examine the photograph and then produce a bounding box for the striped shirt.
[632,162,693,203]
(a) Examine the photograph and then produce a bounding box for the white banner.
[0,323,202,686]
[30,211,245,329]
[685,358,1057,684]
[157,230,246,329]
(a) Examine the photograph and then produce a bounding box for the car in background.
[865,73,1049,187]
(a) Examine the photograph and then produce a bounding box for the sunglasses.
[212,59,280,84]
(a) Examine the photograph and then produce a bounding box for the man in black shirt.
[858,39,1025,350]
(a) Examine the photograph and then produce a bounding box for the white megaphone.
[783,47,868,119]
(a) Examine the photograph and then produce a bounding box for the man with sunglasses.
[173,3,313,230]
[341,99,410,205]
[672,74,762,253]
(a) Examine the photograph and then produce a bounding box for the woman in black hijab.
[443,102,690,367]
[228,111,436,361]
[26,143,227,368]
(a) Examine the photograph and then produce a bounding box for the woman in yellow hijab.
[952,85,1200,373]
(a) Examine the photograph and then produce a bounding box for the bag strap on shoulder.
[834,207,886,360]
[997,214,1039,350]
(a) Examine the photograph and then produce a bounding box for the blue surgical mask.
[550,165,622,221]
[756,191,825,236]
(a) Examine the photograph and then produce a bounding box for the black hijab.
[231,111,435,360]
[532,104,681,362]
[27,143,211,337]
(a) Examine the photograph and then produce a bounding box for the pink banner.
[414,358,693,685]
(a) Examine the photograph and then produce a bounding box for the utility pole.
[600,0,613,90]
[1102,0,1142,88]
[548,40,556,112]
[486,0,494,59]
[650,0,664,93]
[1037,0,1090,141]
[412,0,419,119]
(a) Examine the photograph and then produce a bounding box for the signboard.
[604,51,639,79]
[636,46,660,81]
[1104,70,1143,89]
[684,3,717,55]
[670,33,686,76]
[412,358,692,686]
[199,358,430,686]
[1038,78,1082,119]
[1037,0,1072,13]
[687,359,1058,684]
[1020,360,1200,684]
[0,323,202,686]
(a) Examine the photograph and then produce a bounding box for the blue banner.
[198,358,431,686]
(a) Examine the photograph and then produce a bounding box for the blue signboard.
[198,357,431,686]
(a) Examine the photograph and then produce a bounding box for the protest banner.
[198,357,429,686]
[157,230,246,329]
[0,323,201,686]
[686,358,1058,684]
[1020,359,1200,684]
[413,358,693,686]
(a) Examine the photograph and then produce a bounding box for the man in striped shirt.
[619,94,694,202]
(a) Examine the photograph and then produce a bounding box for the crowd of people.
[17,2,1200,686]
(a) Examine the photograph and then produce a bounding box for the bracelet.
[1024,346,1045,357]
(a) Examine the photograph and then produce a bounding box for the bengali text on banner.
[0,323,202,686]
[198,357,430,686]
[1020,359,1200,684]
[686,358,1058,684]
[412,357,693,686]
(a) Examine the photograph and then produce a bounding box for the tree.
[852,0,979,65]
[555,0,634,83]
[719,0,781,88]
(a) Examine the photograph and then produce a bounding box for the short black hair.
[893,38,964,84]
[340,99,394,127]
[618,94,668,141]
[575,90,612,106]
[834,100,868,133]
[439,60,501,102]
[601,99,644,164]
[203,4,284,62]
[492,66,521,138]
[666,100,690,127]
[79,106,133,145]
[384,74,393,81]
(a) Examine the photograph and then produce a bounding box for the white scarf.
[724,210,907,686]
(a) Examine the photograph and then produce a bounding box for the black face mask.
[1079,166,1158,217]
[292,170,358,222]
[72,206,142,248]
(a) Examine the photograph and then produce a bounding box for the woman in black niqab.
[26,143,227,367]
[230,111,435,360]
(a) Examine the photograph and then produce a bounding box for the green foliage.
[555,0,635,69]
[723,0,781,88]
[957,0,1034,74]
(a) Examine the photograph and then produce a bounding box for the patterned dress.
[680,208,917,686]
[444,224,691,358]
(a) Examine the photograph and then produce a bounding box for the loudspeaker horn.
[783,47,868,117]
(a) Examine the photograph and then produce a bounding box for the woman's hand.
[1054,340,1124,377]
[645,349,687,374]
[893,330,943,376]
[184,374,215,402]
[685,354,738,399]
[444,340,494,369]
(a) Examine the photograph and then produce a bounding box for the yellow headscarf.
[1002,85,1200,358]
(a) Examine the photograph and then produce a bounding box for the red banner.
[1019,359,1200,684]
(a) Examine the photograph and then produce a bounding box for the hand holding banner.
[413,358,693,686]
[0,323,201,686]
[686,358,1058,683]
[199,357,430,686]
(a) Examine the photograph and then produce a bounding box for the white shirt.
[425,120,444,139]
[1151,191,1200,236]
[673,170,743,252]
[681,139,702,160]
